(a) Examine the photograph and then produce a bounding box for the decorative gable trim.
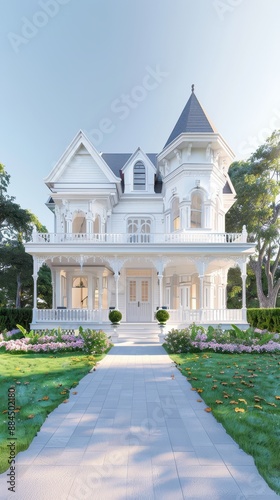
[44,130,121,187]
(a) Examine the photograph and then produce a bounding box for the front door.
[126,278,151,322]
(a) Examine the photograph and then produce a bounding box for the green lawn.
[167,350,280,495]
[0,351,107,473]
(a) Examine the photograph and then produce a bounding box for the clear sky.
[1,0,280,230]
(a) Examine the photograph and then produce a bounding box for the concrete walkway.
[0,343,278,500]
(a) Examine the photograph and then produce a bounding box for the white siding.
[60,153,109,184]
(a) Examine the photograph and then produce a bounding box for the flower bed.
[164,324,280,354]
[0,327,112,354]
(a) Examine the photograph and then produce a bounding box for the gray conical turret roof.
[164,86,217,148]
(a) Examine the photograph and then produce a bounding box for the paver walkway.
[0,343,278,499]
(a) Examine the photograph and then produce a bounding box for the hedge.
[0,308,32,331]
[247,308,280,332]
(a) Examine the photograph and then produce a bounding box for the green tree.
[0,164,33,241]
[0,242,33,307]
[0,164,50,307]
[226,131,280,308]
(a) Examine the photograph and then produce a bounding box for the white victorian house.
[25,87,255,332]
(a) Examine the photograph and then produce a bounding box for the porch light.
[195,180,200,189]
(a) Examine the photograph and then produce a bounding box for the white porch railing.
[33,308,244,325]
[34,308,108,323]
[168,308,243,324]
[32,231,246,244]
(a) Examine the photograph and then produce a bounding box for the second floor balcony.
[31,229,248,245]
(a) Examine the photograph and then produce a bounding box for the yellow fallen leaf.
[275,396,280,400]
[238,399,247,405]
[27,414,35,419]
[235,408,245,413]
[215,400,223,404]
[230,401,239,405]
[204,407,212,412]
[254,405,263,410]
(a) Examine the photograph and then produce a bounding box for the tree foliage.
[226,131,280,308]
[0,164,50,307]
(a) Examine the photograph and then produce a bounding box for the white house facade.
[25,87,255,332]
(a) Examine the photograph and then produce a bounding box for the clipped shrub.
[247,308,280,332]
[0,308,32,331]
[155,309,170,324]
[108,310,122,324]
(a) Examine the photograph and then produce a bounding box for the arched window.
[172,197,180,231]
[133,161,146,190]
[191,192,202,228]
[93,215,100,234]
[72,214,86,233]
[127,218,151,243]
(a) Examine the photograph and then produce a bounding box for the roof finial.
[191,84,195,93]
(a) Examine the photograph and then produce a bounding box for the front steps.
[107,322,162,343]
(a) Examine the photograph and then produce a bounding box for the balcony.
[31,231,247,245]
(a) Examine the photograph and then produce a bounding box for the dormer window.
[191,192,202,228]
[72,214,86,233]
[133,161,146,190]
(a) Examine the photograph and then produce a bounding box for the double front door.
[126,278,151,322]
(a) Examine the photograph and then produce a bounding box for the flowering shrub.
[164,324,280,354]
[78,327,112,354]
[164,327,195,353]
[0,326,112,354]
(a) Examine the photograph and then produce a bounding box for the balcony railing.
[31,231,247,244]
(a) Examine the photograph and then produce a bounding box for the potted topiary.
[109,309,122,343]
[156,309,170,344]
[155,308,170,325]
[109,309,122,325]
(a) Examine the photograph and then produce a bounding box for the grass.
[0,350,108,474]
[166,350,280,495]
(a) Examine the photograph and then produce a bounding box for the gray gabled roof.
[164,89,217,148]
[101,153,157,177]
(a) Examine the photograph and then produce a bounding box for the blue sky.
[1,0,280,230]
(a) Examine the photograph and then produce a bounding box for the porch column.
[98,273,103,323]
[241,264,247,322]
[114,274,120,310]
[32,257,38,323]
[51,269,55,308]
[158,274,163,308]
[55,270,61,307]
[87,275,93,310]
[199,275,204,322]
[66,273,72,309]
[32,272,38,310]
